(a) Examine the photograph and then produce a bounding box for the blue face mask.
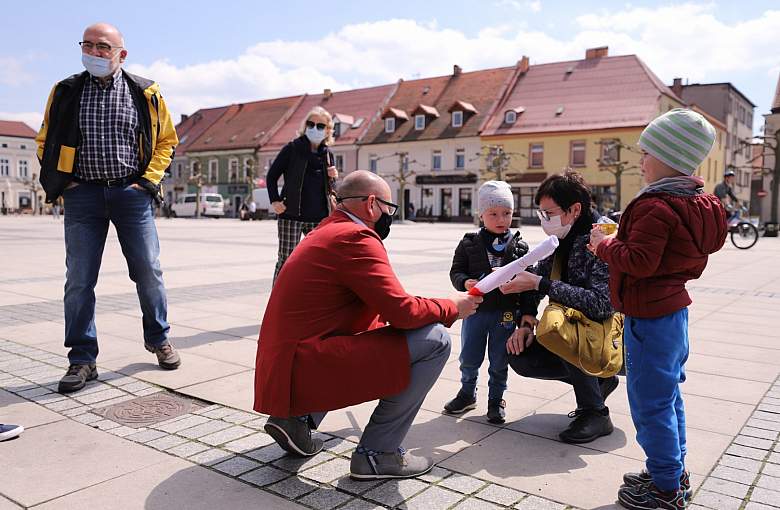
[82,53,116,78]
[305,126,326,145]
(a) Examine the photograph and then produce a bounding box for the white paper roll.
[470,235,559,295]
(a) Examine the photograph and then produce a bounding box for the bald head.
[83,23,125,48]
[337,170,391,201]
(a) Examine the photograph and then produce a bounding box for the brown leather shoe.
[144,342,181,370]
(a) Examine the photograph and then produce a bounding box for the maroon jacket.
[596,192,727,318]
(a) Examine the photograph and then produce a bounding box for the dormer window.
[452,111,463,128]
[333,121,341,138]
[385,117,396,133]
[504,111,517,124]
[415,115,426,131]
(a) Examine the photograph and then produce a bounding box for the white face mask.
[305,126,326,145]
[82,53,117,78]
[540,214,573,239]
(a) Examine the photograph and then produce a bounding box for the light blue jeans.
[63,182,169,364]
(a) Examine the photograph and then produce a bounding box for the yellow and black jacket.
[35,70,178,203]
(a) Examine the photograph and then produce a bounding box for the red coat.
[254,211,459,417]
[596,192,727,318]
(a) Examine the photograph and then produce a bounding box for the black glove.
[136,178,164,206]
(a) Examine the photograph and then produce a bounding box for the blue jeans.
[625,309,689,492]
[63,182,169,364]
[459,309,513,400]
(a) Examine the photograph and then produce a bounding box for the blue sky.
[2,0,778,133]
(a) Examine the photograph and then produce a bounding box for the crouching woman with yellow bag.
[498,171,620,445]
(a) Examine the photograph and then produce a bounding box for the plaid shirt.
[76,71,140,180]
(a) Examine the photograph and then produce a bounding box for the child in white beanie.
[445,181,529,423]
[590,109,728,510]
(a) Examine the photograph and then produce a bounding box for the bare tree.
[188,161,206,218]
[595,139,639,210]
[380,152,416,222]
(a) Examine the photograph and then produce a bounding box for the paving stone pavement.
[2,216,780,509]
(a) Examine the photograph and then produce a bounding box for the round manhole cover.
[95,393,205,428]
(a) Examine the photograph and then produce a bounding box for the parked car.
[171,193,225,218]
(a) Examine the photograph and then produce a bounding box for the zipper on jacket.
[297,160,307,217]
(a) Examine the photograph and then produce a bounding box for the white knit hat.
[639,108,716,176]
[478,180,514,214]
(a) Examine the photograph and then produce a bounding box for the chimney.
[453,64,462,76]
[323,88,332,99]
[180,114,189,123]
[585,46,609,59]
[518,55,529,73]
[671,78,683,98]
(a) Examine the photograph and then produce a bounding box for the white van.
[171,193,225,218]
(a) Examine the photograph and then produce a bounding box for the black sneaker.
[599,375,619,401]
[558,407,614,444]
[58,364,98,393]
[623,470,691,500]
[264,416,323,457]
[486,398,506,424]
[617,482,688,509]
[443,392,477,415]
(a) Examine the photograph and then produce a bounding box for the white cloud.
[0,111,42,131]
[60,4,780,123]
[496,0,542,12]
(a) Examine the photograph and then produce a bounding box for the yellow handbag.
[535,254,624,377]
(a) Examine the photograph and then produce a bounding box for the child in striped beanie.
[588,108,728,510]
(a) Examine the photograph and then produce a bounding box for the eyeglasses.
[305,120,327,131]
[338,195,399,216]
[536,206,565,222]
[79,41,122,52]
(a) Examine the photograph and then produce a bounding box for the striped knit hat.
[639,108,716,176]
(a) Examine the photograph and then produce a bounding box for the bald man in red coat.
[255,171,481,480]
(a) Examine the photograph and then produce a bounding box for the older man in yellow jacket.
[36,22,180,393]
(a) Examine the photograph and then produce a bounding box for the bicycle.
[727,205,759,249]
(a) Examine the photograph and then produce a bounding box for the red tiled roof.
[772,73,780,113]
[413,104,440,117]
[361,66,515,144]
[383,107,409,120]
[448,100,478,114]
[187,95,304,152]
[174,106,230,154]
[482,55,677,136]
[0,120,37,139]
[262,84,396,151]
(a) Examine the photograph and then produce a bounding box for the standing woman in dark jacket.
[499,171,619,444]
[267,107,338,283]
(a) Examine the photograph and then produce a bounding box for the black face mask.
[374,212,393,240]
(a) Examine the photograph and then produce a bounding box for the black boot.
[558,407,614,444]
[443,392,476,415]
[486,398,506,424]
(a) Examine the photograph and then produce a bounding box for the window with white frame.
[334,154,344,172]
[529,143,544,168]
[208,159,218,183]
[432,150,442,171]
[0,158,9,177]
[504,111,517,124]
[402,155,409,172]
[333,121,341,138]
[415,115,425,131]
[176,163,183,179]
[570,141,586,167]
[20,144,26,150]
[369,156,378,173]
[455,149,465,169]
[228,159,238,182]
[600,139,619,165]
[452,111,463,128]
[243,158,251,179]
[190,160,197,178]
[384,117,395,133]
[18,159,29,178]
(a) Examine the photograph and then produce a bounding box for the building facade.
[672,81,756,203]
[691,106,728,194]
[0,121,42,214]
[756,73,780,223]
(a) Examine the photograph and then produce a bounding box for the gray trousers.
[309,323,451,452]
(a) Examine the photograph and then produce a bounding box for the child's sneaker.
[617,482,687,510]
[486,398,506,424]
[622,469,691,499]
[443,392,476,415]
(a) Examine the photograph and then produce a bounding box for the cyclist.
[714,170,740,219]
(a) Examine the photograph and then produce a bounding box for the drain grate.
[94,393,206,428]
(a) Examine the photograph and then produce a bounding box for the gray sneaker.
[144,342,181,370]
[350,448,434,480]
[264,416,324,457]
